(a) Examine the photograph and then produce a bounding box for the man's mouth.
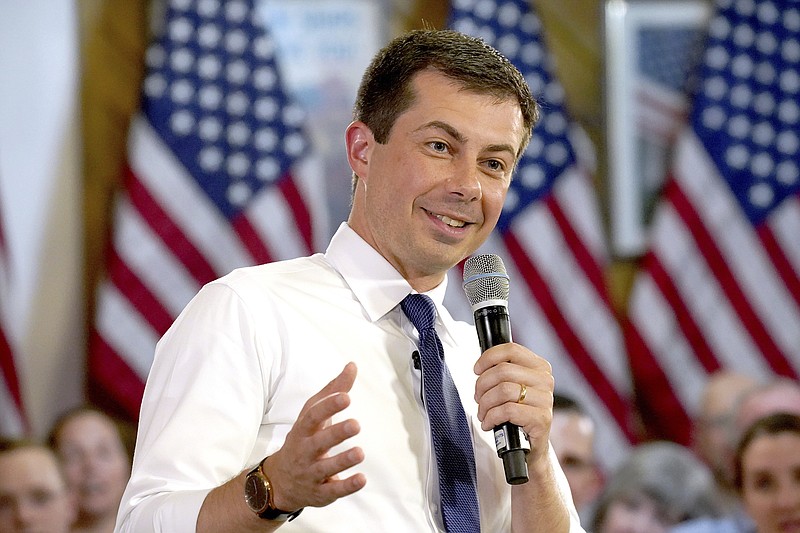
[431,212,467,228]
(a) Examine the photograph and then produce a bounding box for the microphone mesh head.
[462,254,510,306]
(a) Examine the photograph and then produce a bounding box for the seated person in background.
[733,412,800,533]
[551,393,603,522]
[0,438,77,533]
[691,371,760,512]
[48,406,135,533]
[590,441,722,533]
[671,377,800,533]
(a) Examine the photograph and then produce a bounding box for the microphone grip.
[474,306,530,485]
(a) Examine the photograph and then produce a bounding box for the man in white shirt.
[116,28,583,532]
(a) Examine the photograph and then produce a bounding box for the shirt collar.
[324,223,450,323]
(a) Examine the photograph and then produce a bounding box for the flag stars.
[254,128,278,151]
[170,79,194,104]
[226,122,250,146]
[198,84,223,110]
[701,106,726,130]
[497,2,521,27]
[731,54,754,78]
[196,0,219,18]
[475,0,497,20]
[146,45,166,69]
[784,9,800,32]
[757,2,780,25]
[707,45,730,70]
[725,144,749,169]
[254,97,278,120]
[779,69,800,94]
[251,35,275,60]
[284,133,306,157]
[224,30,248,55]
[198,116,222,141]
[727,115,750,139]
[748,182,774,208]
[778,99,799,125]
[226,181,251,207]
[199,146,223,172]
[172,0,192,12]
[225,60,250,86]
[545,143,569,166]
[752,122,775,146]
[756,32,779,55]
[782,39,800,63]
[225,153,250,178]
[729,84,752,108]
[225,91,249,116]
[170,110,194,136]
[144,74,167,99]
[169,17,193,43]
[252,67,276,91]
[496,34,520,59]
[170,48,194,73]
[776,161,799,186]
[197,54,222,79]
[224,0,248,24]
[753,92,775,116]
[519,165,545,190]
[750,152,774,178]
[197,23,222,49]
[256,158,279,182]
[282,103,305,127]
[755,62,776,84]
[520,42,543,66]
[776,130,799,156]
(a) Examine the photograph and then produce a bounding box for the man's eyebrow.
[417,120,465,143]
[417,120,517,157]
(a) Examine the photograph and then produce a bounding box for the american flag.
[625,0,800,444]
[88,0,320,419]
[447,0,638,472]
[0,208,25,437]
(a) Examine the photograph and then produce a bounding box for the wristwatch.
[244,458,303,522]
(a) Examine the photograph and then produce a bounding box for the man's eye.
[429,141,448,152]
[486,160,503,171]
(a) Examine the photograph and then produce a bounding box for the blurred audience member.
[692,370,760,510]
[671,377,800,533]
[551,393,602,522]
[733,412,800,533]
[591,441,721,533]
[48,406,134,533]
[0,438,76,533]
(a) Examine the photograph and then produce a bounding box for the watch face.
[245,473,268,513]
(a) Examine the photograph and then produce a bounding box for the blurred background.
[1,0,797,480]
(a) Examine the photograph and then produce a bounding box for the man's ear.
[345,121,373,181]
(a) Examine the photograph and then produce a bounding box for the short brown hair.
[353,28,539,159]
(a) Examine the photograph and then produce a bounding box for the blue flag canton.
[691,0,800,226]
[141,0,308,219]
[638,26,707,93]
[449,0,578,232]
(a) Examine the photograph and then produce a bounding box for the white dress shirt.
[115,223,583,532]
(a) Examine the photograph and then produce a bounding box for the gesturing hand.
[262,362,366,512]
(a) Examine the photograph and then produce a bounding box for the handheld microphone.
[462,254,530,485]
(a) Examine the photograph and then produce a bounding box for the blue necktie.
[401,294,481,532]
